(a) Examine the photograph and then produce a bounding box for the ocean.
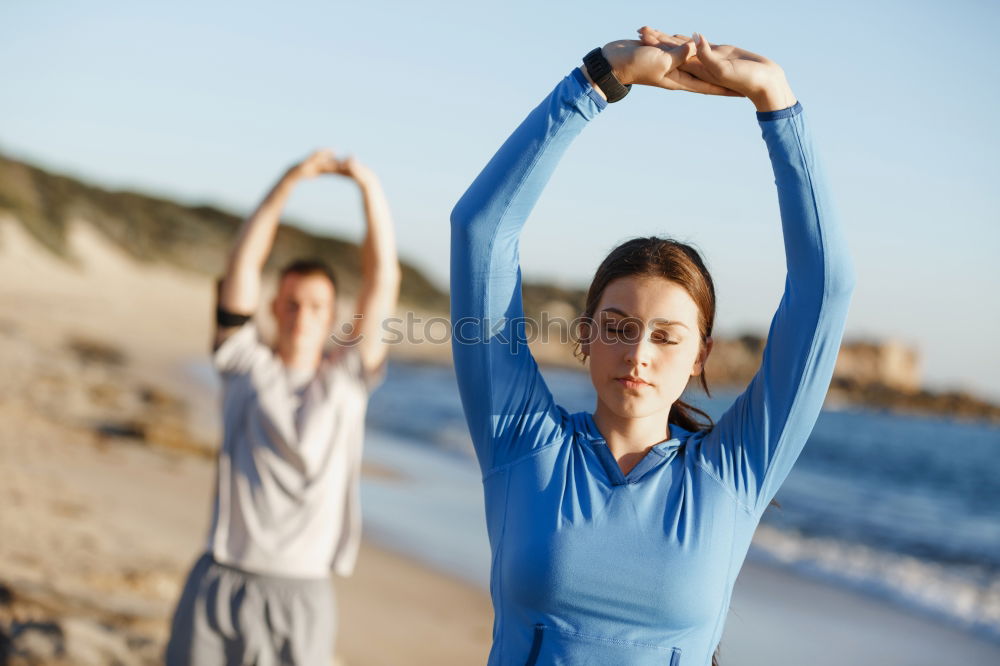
[360,359,1000,644]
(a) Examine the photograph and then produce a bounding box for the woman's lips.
[615,377,652,390]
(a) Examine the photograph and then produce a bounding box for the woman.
[450,27,855,665]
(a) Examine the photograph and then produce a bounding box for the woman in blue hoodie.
[450,26,856,666]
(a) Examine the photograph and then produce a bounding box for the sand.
[0,217,495,664]
[0,364,493,665]
[1,217,998,665]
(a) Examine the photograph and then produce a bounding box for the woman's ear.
[692,336,714,376]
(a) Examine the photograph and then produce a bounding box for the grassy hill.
[0,154,448,311]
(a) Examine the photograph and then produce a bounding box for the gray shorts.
[164,554,335,666]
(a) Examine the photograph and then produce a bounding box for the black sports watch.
[582,47,631,103]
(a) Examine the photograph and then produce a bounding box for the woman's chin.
[600,395,668,421]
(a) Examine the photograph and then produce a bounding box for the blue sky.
[2,0,998,399]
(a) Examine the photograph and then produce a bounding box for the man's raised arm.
[336,157,401,377]
[215,149,340,348]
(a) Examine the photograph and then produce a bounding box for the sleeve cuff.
[756,101,803,122]
[212,320,261,375]
[570,66,609,111]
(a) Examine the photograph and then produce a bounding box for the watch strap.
[582,47,632,103]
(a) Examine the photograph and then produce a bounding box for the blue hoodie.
[450,67,855,666]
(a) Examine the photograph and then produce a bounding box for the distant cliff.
[706,335,999,423]
[702,334,922,392]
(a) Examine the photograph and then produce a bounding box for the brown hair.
[578,236,726,666]
[575,237,716,433]
[279,258,338,292]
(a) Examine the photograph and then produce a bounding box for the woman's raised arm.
[636,29,859,515]
[449,68,606,474]
[450,36,731,474]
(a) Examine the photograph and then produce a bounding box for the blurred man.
[165,149,400,665]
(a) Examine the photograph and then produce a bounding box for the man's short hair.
[278,258,338,292]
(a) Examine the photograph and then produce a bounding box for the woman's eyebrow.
[651,319,690,330]
[600,308,690,330]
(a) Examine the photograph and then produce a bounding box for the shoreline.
[726,558,1000,665]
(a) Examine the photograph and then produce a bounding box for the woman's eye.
[603,326,624,340]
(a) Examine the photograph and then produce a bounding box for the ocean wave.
[749,524,1000,644]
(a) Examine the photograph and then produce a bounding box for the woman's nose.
[624,335,652,367]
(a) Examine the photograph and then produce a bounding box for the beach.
[2,217,999,664]
[0,366,495,665]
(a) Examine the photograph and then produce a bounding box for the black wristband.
[216,306,253,328]
[582,47,631,103]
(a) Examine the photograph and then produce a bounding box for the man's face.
[271,272,336,358]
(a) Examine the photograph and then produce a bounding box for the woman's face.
[583,275,710,422]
